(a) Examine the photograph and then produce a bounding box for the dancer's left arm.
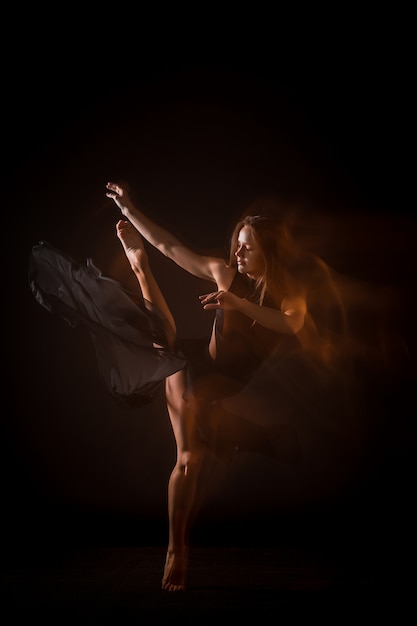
[200,291,306,335]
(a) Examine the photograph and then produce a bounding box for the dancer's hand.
[199,290,242,311]
[106,182,135,214]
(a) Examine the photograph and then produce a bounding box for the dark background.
[2,17,415,584]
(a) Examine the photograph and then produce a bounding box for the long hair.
[228,214,300,306]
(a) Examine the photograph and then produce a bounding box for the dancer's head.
[229,214,294,302]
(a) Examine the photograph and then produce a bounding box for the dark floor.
[2,445,415,623]
[1,539,412,624]
[2,442,415,624]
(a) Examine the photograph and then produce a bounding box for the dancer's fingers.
[199,290,223,300]
[106,182,121,195]
[199,291,220,305]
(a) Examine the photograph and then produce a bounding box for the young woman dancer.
[105,182,307,590]
[30,181,313,591]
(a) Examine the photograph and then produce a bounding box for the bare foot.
[116,219,148,270]
[161,549,188,591]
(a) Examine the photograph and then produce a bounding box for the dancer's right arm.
[106,182,230,285]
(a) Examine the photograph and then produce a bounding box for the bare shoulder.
[209,258,236,290]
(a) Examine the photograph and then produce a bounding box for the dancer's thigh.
[165,369,193,451]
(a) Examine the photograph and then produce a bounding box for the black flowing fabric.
[29,241,188,407]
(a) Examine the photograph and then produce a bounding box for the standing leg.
[163,370,205,591]
[116,219,205,591]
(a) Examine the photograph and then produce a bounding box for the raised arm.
[106,182,228,284]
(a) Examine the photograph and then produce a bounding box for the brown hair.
[228,214,299,306]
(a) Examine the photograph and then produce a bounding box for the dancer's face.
[235,226,265,279]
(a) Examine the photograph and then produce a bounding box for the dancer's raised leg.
[117,219,204,591]
[116,219,176,346]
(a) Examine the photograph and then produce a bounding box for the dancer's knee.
[177,449,203,477]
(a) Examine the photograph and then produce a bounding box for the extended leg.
[116,219,176,348]
[117,220,204,591]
